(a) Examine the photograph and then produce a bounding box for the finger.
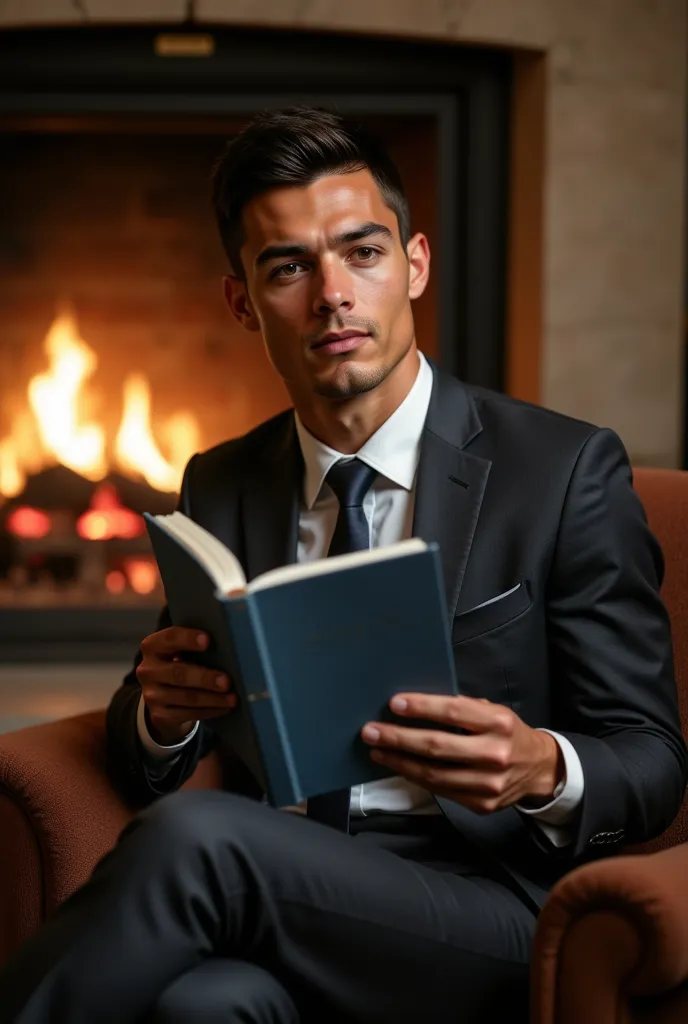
[150,704,236,728]
[368,749,514,805]
[141,627,210,658]
[191,706,239,721]
[368,749,466,791]
[423,772,524,814]
[138,660,232,693]
[389,693,511,733]
[142,683,236,712]
[423,787,506,816]
[361,723,494,764]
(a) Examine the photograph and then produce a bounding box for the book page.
[248,537,427,593]
[153,512,247,593]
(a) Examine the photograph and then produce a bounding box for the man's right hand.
[136,627,237,746]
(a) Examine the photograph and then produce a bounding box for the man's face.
[223,168,430,402]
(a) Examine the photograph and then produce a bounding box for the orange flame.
[28,311,107,482]
[0,310,202,501]
[0,438,23,499]
[115,375,200,494]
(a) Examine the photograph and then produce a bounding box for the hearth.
[0,24,510,662]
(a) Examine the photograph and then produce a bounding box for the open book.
[144,511,457,807]
[151,510,429,595]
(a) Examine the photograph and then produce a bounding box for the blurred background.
[0,0,685,729]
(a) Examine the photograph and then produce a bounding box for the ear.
[222,275,261,332]
[406,233,430,301]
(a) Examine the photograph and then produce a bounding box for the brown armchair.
[1,468,687,1024]
[530,467,688,1024]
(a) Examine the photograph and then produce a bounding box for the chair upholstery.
[0,711,224,965]
[0,466,687,1024]
[531,468,688,1023]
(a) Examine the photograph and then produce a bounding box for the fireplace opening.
[0,115,439,629]
[0,124,285,626]
[0,25,510,662]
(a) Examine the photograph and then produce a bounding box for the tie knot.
[326,458,377,508]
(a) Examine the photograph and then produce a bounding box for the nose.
[312,257,354,317]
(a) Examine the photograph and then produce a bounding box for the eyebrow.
[254,221,395,268]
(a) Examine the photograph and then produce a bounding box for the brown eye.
[279,263,299,277]
[356,247,376,260]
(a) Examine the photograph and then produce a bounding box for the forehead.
[241,168,396,250]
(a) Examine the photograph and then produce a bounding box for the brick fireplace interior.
[0,24,510,678]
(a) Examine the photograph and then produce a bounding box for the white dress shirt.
[138,351,584,846]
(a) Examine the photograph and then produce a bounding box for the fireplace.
[0,25,510,662]
[0,124,289,659]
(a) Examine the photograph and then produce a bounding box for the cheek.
[357,267,409,317]
[258,289,303,327]
[253,292,303,351]
[372,277,413,334]
[253,303,304,375]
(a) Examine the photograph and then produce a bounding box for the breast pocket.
[450,581,533,710]
[452,581,532,644]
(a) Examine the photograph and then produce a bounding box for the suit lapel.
[412,364,491,621]
[239,363,491,613]
[416,369,547,913]
[241,413,301,581]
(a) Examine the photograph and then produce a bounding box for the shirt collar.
[294,351,434,510]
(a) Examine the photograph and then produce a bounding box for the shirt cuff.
[136,694,199,762]
[516,729,585,847]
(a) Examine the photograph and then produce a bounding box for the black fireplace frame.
[0,25,511,662]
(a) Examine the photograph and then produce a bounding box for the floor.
[0,663,130,734]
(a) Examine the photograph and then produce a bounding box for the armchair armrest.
[0,711,224,966]
[531,845,688,1024]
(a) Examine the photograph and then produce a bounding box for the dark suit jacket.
[106,361,688,913]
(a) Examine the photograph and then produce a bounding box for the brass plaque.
[154,34,216,58]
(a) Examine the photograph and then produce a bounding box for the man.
[1,107,686,1024]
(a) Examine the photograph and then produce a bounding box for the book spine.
[224,596,300,807]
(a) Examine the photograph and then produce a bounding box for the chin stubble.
[313,337,414,400]
[314,363,389,399]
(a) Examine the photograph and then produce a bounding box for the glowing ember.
[106,570,127,595]
[5,505,52,539]
[76,483,145,541]
[124,557,159,595]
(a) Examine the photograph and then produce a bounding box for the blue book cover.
[144,512,457,807]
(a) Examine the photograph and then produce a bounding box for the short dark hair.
[211,106,411,279]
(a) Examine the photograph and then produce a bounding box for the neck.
[294,347,420,454]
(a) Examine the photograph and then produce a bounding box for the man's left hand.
[361,694,565,814]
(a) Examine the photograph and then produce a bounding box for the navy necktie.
[306,458,378,830]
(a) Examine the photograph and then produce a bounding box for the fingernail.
[197,634,208,649]
[362,725,380,742]
[390,697,407,712]
[371,750,385,762]
[215,675,227,690]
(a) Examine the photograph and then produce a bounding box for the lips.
[311,332,371,356]
[312,330,369,349]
